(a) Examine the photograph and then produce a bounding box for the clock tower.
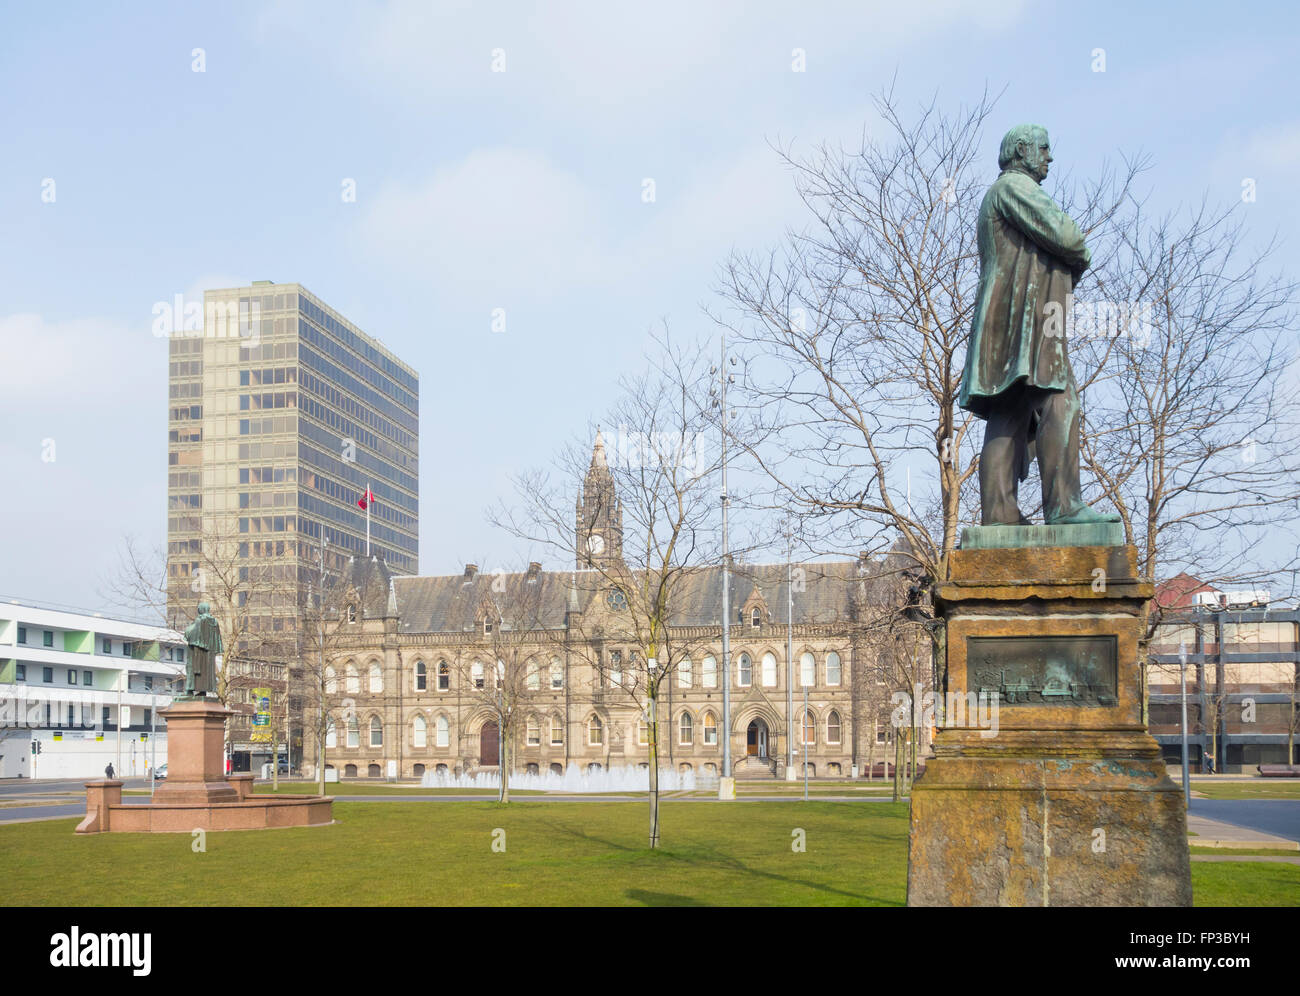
[576,431,623,569]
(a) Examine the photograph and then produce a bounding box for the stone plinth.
[77,699,333,834]
[906,543,1192,906]
[151,699,239,805]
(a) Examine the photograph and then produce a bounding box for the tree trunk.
[648,690,660,849]
[499,724,510,803]
[272,725,279,790]
[892,732,901,802]
[908,719,916,793]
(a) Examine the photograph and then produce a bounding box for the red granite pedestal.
[77,698,332,834]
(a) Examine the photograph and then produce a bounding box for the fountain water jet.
[420,763,706,793]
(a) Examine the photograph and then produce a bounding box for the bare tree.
[712,89,1299,755]
[449,571,549,803]
[711,87,1142,593]
[1072,197,1300,627]
[493,332,734,847]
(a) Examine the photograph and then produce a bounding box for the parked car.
[155,763,168,780]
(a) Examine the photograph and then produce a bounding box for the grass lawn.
[2,800,1294,906]
[1191,781,1300,800]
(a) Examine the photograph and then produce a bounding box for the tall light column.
[787,525,795,777]
[719,332,733,781]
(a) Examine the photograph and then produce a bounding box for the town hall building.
[304,438,912,782]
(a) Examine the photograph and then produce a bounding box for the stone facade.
[303,440,910,782]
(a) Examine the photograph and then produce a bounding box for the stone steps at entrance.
[734,756,779,779]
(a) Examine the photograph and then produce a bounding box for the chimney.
[527,561,542,582]
[463,564,478,583]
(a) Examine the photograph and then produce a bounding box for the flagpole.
[365,481,371,557]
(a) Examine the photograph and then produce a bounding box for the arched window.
[346,603,357,624]
[415,660,427,691]
[368,763,381,778]
[826,651,842,687]
[761,652,777,687]
[345,663,359,693]
[346,715,359,748]
[437,660,450,690]
[800,652,815,688]
[679,762,692,775]
[369,716,383,747]
[751,607,761,628]
[369,663,383,694]
[703,711,717,745]
[325,665,336,694]
[588,715,603,746]
[801,709,816,745]
[608,650,622,687]
[549,657,563,689]
[827,710,842,744]
[551,715,564,745]
[344,763,357,777]
[549,762,563,775]
[702,656,718,688]
[525,762,539,775]
[413,714,427,748]
[413,763,425,777]
[738,653,752,687]
[679,712,694,745]
[471,660,484,689]
[526,715,540,746]
[325,716,337,748]
[525,659,540,690]
[436,715,450,748]
[678,657,692,688]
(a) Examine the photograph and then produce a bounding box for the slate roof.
[388,560,870,635]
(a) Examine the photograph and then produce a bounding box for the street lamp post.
[787,524,795,779]
[1179,641,1190,807]
[713,333,736,797]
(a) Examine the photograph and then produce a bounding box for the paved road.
[1188,799,1300,843]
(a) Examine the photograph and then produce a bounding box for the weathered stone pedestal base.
[906,540,1192,906]
[909,738,1191,905]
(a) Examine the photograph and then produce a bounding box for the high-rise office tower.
[165,282,419,642]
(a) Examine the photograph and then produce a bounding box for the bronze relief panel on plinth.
[967,635,1117,706]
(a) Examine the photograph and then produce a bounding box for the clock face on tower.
[587,533,605,556]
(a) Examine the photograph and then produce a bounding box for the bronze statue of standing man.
[183,601,222,698]
[960,124,1118,527]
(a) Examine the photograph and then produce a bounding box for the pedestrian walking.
[105,762,115,779]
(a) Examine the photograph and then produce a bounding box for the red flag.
[357,487,374,510]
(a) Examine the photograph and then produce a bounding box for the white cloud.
[358,147,612,296]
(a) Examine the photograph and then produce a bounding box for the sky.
[2,0,1298,614]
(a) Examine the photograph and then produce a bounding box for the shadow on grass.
[625,889,706,906]
[533,805,902,906]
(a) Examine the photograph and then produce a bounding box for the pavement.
[1186,799,1300,850]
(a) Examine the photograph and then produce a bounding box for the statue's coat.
[959,167,1091,418]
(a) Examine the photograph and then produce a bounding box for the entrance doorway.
[746,719,769,758]
[480,721,500,765]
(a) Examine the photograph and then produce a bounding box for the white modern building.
[0,601,186,780]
